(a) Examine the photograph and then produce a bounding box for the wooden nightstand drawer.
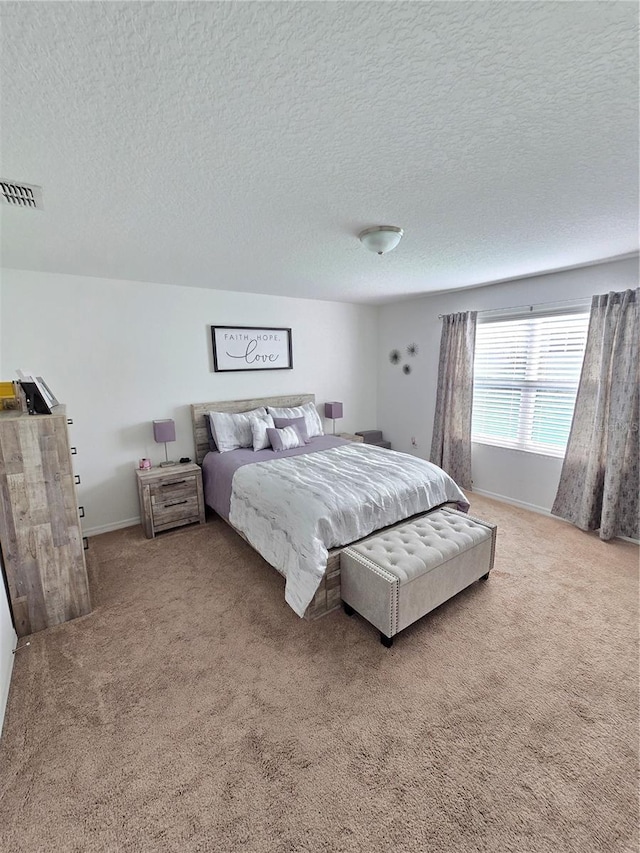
[152,495,200,526]
[150,474,197,503]
[136,462,205,538]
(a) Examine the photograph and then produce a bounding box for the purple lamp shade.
[153,419,176,443]
[324,402,343,420]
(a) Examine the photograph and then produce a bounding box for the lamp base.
[159,460,177,467]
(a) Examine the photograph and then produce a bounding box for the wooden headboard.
[191,393,315,464]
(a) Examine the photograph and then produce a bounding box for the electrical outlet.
[411,436,417,447]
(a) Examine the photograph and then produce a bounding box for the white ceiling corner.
[1,1,637,305]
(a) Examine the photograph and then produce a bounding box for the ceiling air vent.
[0,180,43,209]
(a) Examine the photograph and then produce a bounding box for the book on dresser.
[0,406,91,637]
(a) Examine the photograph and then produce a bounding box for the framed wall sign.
[211,326,293,372]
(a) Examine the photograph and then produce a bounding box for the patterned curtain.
[430,311,477,489]
[552,289,639,541]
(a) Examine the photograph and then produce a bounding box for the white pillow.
[266,425,306,452]
[208,407,268,453]
[267,402,323,438]
[249,413,275,451]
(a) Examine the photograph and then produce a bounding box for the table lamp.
[153,419,176,467]
[324,402,343,435]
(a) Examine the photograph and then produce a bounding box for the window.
[472,311,590,457]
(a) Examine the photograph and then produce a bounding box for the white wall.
[0,277,18,737]
[0,269,378,534]
[377,257,639,513]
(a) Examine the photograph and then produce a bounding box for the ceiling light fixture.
[358,225,404,255]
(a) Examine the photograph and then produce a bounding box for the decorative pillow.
[267,402,323,438]
[208,407,268,453]
[249,413,275,451]
[272,415,309,443]
[266,425,305,452]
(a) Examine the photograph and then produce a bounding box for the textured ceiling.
[1,1,638,304]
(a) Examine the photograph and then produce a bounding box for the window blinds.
[472,311,590,457]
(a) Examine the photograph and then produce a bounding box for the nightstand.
[136,463,206,538]
[337,433,364,442]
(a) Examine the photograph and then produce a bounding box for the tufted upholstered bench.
[340,508,497,646]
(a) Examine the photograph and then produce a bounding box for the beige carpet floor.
[0,495,637,853]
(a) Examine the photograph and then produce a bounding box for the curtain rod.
[438,295,591,320]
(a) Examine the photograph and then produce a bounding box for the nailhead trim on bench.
[341,507,497,641]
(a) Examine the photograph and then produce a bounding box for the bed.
[191,394,469,620]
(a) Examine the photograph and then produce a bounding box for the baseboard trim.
[471,489,554,518]
[472,489,639,543]
[82,517,140,537]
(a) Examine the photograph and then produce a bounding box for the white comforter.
[228,443,468,617]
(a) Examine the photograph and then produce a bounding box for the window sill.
[471,439,566,461]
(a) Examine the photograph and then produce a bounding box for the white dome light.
[358,225,404,255]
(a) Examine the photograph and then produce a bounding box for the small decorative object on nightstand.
[337,433,364,443]
[136,462,205,538]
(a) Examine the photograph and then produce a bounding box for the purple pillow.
[266,425,305,452]
[272,416,309,443]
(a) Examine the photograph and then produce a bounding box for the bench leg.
[380,633,393,648]
[480,572,490,581]
[342,601,355,617]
